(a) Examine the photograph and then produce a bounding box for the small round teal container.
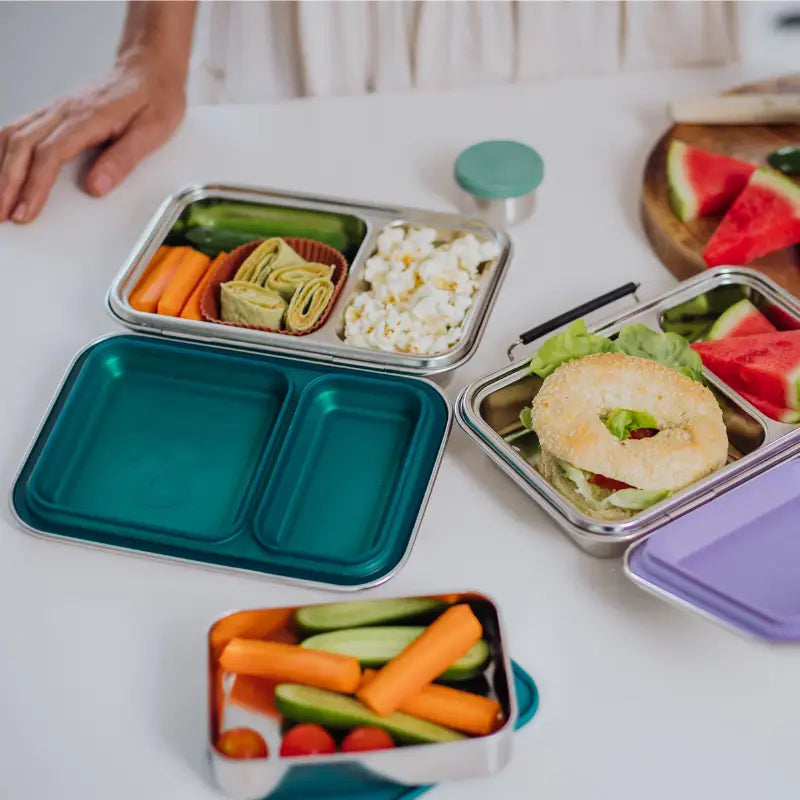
[454,140,543,228]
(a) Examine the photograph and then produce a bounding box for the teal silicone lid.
[455,140,544,200]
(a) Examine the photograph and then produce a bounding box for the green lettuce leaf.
[557,460,608,509]
[606,488,671,510]
[527,320,614,378]
[613,323,703,382]
[557,459,670,512]
[604,409,658,440]
[519,406,533,431]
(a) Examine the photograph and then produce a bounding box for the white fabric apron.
[190,0,739,104]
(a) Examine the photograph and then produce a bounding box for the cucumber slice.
[275,684,464,745]
[300,627,490,681]
[294,598,445,633]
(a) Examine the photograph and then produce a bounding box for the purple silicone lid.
[627,458,800,642]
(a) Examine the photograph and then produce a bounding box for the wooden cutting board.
[641,74,800,296]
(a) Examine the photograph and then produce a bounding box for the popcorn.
[344,225,496,356]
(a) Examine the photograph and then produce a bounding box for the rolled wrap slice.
[267,262,333,302]
[220,280,287,329]
[234,238,306,284]
[285,277,336,333]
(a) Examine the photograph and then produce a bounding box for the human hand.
[0,54,186,224]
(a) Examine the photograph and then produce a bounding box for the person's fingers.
[85,113,174,197]
[13,107,133,223]
[0,109,47,164]
[0,109,64,221]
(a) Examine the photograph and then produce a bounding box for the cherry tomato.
[341,727,396,753]
[217,727,269,759]
[589,474,632,491]
[629,428,658,440]
[280,724,337,757]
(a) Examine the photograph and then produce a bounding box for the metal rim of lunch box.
[455,267,800,558]
[105,183,515,378]
[8,331,454,592]
[207,591,520,797]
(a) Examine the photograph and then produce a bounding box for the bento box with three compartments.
[456,268,800,642]
[11,184,512,590]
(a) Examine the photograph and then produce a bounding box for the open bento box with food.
[457,268,800,641]
[208,593,538,799]
[107,185,512,375]
[11,184,511,589]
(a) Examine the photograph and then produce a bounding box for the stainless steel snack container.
[106,184,513,378]
[456,268,800,558]
[208,592,522,799]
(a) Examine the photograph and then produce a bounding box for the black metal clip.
[506,281,640,361]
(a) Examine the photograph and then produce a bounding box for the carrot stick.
[181,251,227,320]
[229,676,280,718]
[157,248,211,316]
[129,246,191,313]
[360,669,502,736]
[219,638,361,694]
[209,608,295,657]
[356,604,482,716]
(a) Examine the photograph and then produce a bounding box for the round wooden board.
[641,74,800,296]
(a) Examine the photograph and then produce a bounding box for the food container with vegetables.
[457,267,800,639]
[11,183,514,588]
[208,593,539,799]
[107,184,512,376]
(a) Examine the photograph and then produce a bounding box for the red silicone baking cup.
[200,238,349,336]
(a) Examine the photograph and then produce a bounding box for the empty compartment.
[26,336,291,542]
[253,373,448,583]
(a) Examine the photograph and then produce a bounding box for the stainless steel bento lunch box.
[106,184,514,377]
[12,183,516,590]
[456,268,800,558]
[207,593,531,799]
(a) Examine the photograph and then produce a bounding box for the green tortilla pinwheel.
[266,262,334,302]
[220,281,287,329]
[234,238,306,284]
[285,277,336,332]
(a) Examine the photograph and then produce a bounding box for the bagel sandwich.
[522,321,728,520]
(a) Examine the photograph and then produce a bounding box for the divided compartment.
[659,280,800,427]
[200,237,350,337]
[24,335,293,544]
[251,373,448,584]
[334,220,502,352]
[170,196,369,265]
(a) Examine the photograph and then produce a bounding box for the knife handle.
[669,94,800,125]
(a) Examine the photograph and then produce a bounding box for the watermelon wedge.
[703,169,800,268]
[737,389,800,424]
[692,331,800,410]
[707,298,776,340]
[667,140,755,223]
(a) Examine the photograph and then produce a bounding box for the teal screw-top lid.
[454,140,544,200]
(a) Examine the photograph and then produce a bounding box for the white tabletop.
[2,63,799,800]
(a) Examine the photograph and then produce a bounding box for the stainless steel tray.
[456,268,800,557]
[209,592,518,798]
[106,184,513,377]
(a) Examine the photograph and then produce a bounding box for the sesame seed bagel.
[530,352,728,492]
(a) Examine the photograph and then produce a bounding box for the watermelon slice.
[692,331,800,410]
[703,169,800,268]
[737,389,800,424]
[667,140,755,223]
[707,298,776,340]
